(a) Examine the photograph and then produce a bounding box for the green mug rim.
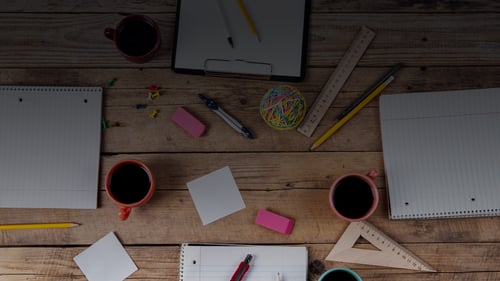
[318,267,362,281]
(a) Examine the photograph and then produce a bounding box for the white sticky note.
[74,232,138,281]
[187,166,246,225]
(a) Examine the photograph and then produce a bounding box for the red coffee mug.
[329,169,379,222]
[105,159,156,220]
[104,14,161,63]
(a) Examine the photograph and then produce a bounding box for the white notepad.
[179,244,308,281]
[380,88,500,219]
[0,86,102,209]
[186,166,246,225]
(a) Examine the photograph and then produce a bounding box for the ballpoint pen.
[198,94,254,139]
[216,0,234,48]
[230,254,253,281]
[335,63,403,121]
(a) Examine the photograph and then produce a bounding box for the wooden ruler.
[297,26,375,137]
[326,221,436,272]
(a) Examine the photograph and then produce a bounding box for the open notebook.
[380,88,500,219]
[179,244,308,281]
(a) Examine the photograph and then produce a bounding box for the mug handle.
[104,28,115,40]
[366,169,378,180]
[118,206,132,220]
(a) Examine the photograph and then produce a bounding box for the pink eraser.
[171,107,206,137]
[255,209,294,234]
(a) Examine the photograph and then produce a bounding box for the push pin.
[148,91,161,100]
[148,85,159,91]
[106,78,117,87]
[149,109,159,119]
[101,118,108,129]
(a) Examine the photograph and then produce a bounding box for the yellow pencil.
[236,0,260,41]
[0,222,79,231]
[310,76,395,151]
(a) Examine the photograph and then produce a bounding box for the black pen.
[336,63,403,121]
[198,94,254,139]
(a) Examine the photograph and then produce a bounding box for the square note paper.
[74,232,138,281]
[187,166,246,225]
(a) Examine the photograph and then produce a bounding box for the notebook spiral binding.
[179,243,187,281]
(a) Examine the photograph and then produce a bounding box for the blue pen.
[198,93,254,139]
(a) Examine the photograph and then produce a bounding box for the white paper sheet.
[74,232,138,281]
[0,86,102,209]
[187,166,246,225]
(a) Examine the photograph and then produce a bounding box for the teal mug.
[318,268,362,281]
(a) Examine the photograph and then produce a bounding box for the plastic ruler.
[297,26,376,137]
[326,221,436,272]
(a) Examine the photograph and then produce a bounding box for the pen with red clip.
[230,254,253,281]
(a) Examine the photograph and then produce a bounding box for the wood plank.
[1,0,500,13]
[0,14,499,68]
[1,243,500,280]
[2,66,499,101]
[2,67,496,153]
[1,187,500,245]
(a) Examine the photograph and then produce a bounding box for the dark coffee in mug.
[321,270,358,281]
[117,19,158,57]
[332,176,374,220]
[109,163,151,204]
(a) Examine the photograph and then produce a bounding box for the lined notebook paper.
[380,88,500,219]
[179,244,308,281]
[0,86,102,209]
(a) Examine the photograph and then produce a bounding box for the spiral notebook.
[179,244,308,281]
[0,86,102,209]
[380,88,500,219]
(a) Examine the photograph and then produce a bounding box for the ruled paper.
[380,88,500,219]
[180,244,307,281]
[0,86,102,209]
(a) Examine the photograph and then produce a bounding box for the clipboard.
[172,0,310,81]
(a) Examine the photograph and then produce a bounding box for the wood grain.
[0,14,499,68]
[1,0,500,280]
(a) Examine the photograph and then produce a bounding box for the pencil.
[236,0,260,41]
[310,76,395,151]
[0,222,80,231]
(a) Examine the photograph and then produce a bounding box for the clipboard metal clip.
[204,59,272,80]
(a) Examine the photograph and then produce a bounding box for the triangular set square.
[326,221,436,272]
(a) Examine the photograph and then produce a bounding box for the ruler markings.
[297,26,376,137]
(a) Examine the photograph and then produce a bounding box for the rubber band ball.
[260,85,307,130]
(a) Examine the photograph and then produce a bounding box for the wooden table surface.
[1,1,500,280]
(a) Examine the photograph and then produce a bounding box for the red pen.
[230,254,253,281]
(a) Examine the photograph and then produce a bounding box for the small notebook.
[380,88,500,219]
[0,86,102,209]
[179,244,308,281]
